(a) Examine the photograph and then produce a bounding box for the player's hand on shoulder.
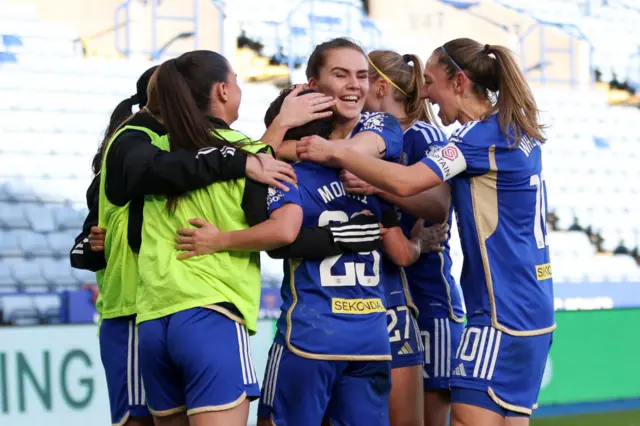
[89,226,106,252]
[410,220,448,253]
[175,218,227,260]
[246,153,297,192]
[296,135,335,164]
[340,170,377,195]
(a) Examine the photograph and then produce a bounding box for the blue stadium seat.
[3,180,39,202]
[0,230,21,256]
[47,231,75,256]
[0,202,28,229]
[2,34,23,47]
[16,230,50,256]
[72,268,96,285]
[10,259,49,291]
[54,205,85,231]
[24,203,56,232]
[0,182,8,201]
[0,260,16,287]
[0,52,17,64]
[40,258,78,287]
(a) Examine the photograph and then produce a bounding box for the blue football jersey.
[349,112,403,163]
[267,162,395,360]
[399,122,465,322]
[420,115,555,336]
[349,112,409,311]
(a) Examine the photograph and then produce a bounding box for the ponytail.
[436,38,546,145]
[91,65,159,175]
[368,50,435,127]
[486,45,546,144]
[91,96,137,175]
[146,51,257,214]
[401,53,433,124]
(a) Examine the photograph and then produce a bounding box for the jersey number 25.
[318,210,381,287]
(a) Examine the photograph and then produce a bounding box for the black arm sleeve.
[242,178,341,259]
[240,153,379,259]
[105,130,249,206]
[69,175,107,272]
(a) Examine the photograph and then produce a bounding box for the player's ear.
[377,79,388,97]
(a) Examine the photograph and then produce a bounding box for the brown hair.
[93,65,158,175]
[434,38,546,144]
[305,37,366,80]
[145,50,255,213]
[368,50,435,125]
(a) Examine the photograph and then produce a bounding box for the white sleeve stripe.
[454,121,479,139]
[329,224,380,232]
[333,236,380,243]
[331,230,380,237]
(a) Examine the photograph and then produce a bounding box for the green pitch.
[532,410,640,426]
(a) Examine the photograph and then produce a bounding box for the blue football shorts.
[138,307,260,417]
[99,315,151,425]
[388,305,425,369]
[258,341,391,426]
[450,324,552,417]
[418,316,465,391]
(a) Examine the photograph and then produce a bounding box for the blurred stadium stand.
[0,0,639,327]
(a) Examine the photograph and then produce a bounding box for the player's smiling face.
[308,47,369,122]
[422,54,460,126]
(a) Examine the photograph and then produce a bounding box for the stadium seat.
[0,182,8,202]
[0,260,16,288]
[0,230,21,256]
[71,268,96,285]
[47,231,75,257]
[16,230,51,256]
[0,202,28,229]
[10,259,49,291]
[53,205,85,231]
[24,204,57,233]
[3,180,39,202]
[40,258,79,287]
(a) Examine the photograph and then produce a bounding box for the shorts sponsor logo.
[331,298,385,314]
[536,263,552,280]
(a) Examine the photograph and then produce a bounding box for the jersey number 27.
[318,210,381,287]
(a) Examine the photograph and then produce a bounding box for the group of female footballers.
[70,35,555,426]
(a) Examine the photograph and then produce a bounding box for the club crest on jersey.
[361,112,384,133]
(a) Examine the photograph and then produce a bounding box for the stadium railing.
[114,0,227,60]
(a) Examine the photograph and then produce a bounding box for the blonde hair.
[367,50,435,125]
[435,38,546,144]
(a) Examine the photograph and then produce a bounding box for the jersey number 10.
[318,210,381,287]
[530,172,549,249]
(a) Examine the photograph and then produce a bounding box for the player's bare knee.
[125,416,155,426]
[151,413,189,426]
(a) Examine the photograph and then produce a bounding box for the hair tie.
[368,55,408,97]
[402,54,413,65]
[483,44,491,54]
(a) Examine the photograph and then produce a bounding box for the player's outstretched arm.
[175,204,303,259]
[297,136,442,197]
[340,170,451,224]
